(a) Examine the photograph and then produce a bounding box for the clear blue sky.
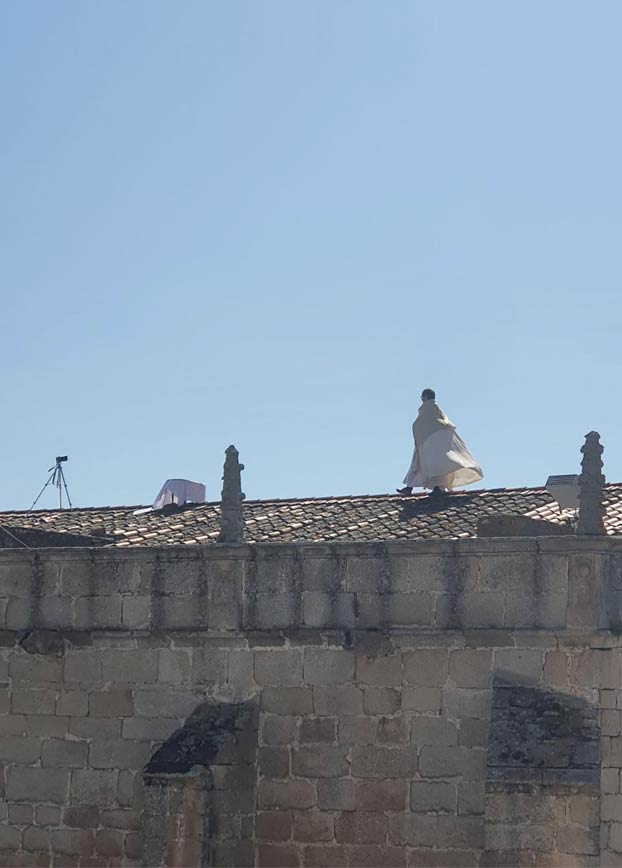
[2,0,620,510]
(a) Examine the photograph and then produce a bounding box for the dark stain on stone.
[19,629,64,657]
[145,700,257,775]
[488,678,599,785]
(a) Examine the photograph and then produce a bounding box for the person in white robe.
[397,389,483,495]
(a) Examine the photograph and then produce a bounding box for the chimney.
[218,445,245,543]
[577,431,605,535]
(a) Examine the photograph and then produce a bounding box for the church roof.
[1,484,622,548]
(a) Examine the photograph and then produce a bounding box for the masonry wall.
[0,538,619,867]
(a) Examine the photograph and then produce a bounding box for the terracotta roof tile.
[1,484,621,548]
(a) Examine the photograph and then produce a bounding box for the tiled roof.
[1,484,621,548]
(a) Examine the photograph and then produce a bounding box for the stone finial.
[218,445,245,543]
[577,431,605,535]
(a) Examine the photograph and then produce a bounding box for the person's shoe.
[430,486,449,496]
[396,486,413,496]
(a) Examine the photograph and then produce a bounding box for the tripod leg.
[59,467,73,509]
[29,471,57,511]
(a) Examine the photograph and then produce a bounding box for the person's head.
[421,388,436,402]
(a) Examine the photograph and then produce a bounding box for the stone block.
[41,738,88,768]
[364,688,400,715]
[314,686,363,716]
[6,598,31,630]
[376,716,409,744]
[335,811,387,844]
[71,770,118,806]
[257,843,300,867]
[387,813,436,846]
[101,808,140,830]
[449,650,492,688]
[74,595,122,629]
[411,717,458,746]
[253,593,300,630]
[133,688,200,718]
[256,811,293,842]
[410,781,456,813]
[8,803,32,824]
[64,651,102,684]
[56,691,89,717]
[435,816,484,849]
[94,828,124,858]
[346,844,407,867]
[458,782,485,815]
[303,649,355,685]
[543,650,568,687]
[123,716,179,742]
[567,555,601,630]
[601,768,620,794]
[6,767,68,803]
[36,805,61,826]
[293,811,334,842]
[36,596,72,629]
[262,715,299,745]
[22,825,50,851]
[12,688,56,715]
[317,779,355,811]
[350,745,417,778]
[0,735,41,763]
[89,738,152,770]
[121,595,151,629]
[89,688,133,718]
[609,823,622,853]
[261,687,314,715]
[401,687,441,713]
[345,557,388,593]
[339,716,380,746]
[403,649,449,686]
[302,592,356,628]
[303,844,347,867]
[157,649,192,683]
[258,779,315,810]
[570,649,621,689]
[442,688,490,719]
[292,746,349,778]
[70,717,121,739]
[63,806,100,828]
[301,555,344,592]
[388,593,436,627]
[191,648,228,684]
[601,794,622,821]
[461,592,505,628]
[459,719,489,748]
[255,650,303,686]
[10,653,63,684]
[299,718,337,743]
[259,747,290,778]
[228,650,255,690]
[0,826,21,850]
[603,709,622,736]
[51,829,94,856]
[568,795,599,827]
[495,649,544,682]
[356,780,407,812]
[419,746,464,778]
[101,649,158,683]
[356,655,402,686]
[485,823,554,853]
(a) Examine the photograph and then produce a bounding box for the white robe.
[403,401,483,490]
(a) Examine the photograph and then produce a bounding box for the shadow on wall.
[484,677,600,863]
[142,700,258,868]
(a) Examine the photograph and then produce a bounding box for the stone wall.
[0,537,619,866]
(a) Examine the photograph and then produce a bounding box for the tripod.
[30,456,73,510]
